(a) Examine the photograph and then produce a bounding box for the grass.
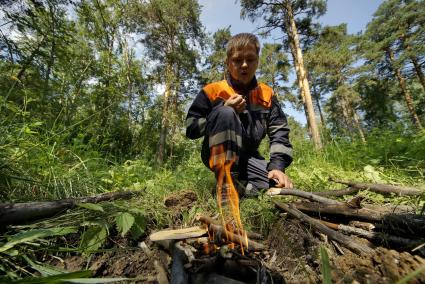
[1,129,425,281]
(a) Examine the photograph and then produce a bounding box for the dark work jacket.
[185,76,293,172]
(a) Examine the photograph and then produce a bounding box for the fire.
[209,144,248,253]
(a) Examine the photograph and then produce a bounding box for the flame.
[209,144,248,253]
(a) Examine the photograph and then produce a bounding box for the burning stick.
[196,215,265,251]
[197,215,263,240]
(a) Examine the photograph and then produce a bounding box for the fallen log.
[293,202,425,237]
[329,178,424,196]
[0,190,142,225]
[318,219,425,251]
[273,200,373,255]
[266,188,342,205]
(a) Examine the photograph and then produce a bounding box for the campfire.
[149,214,283,284]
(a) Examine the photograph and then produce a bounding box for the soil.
[267,216,425,284]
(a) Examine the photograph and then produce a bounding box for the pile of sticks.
[268,178,425,256]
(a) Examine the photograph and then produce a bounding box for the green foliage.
[320,246,332,284]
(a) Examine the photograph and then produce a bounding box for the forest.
[0,0,424,283]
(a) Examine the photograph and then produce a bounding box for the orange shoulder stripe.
[203,80,235,102]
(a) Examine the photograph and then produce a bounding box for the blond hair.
[226,33,260,58]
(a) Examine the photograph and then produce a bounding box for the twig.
[329,178,424,196]
[266,188,342,205]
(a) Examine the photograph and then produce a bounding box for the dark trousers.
[201,106,271,194]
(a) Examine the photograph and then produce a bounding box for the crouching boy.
[185,33,293,197]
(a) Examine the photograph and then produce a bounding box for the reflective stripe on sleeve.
[270,143,293,157]
[268,124,287,135]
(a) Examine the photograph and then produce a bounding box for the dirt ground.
[51,191,425,283]
[267,217,425,284]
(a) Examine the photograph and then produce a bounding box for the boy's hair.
[226,33,260,58]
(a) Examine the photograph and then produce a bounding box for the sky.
[198,0,384,124]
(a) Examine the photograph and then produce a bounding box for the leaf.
[80,225,108,254]
[22,255,66,276]
[0,227,77,253]
[130,214,147,240]
[363,165,383,183]
[65,277,131,283]
[77,203,104,212]
[115,212,135,237]
[395,265,425,284]
[9,271,92,283]
[320,246,332,284]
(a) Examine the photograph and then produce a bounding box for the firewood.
[266,188,342,205]
[329,177,424,196]
[316,187,361,197]
[149,226,208,242]
[293,201,425,236]
[207,222,265,251]
[196,215,264,240]
[0,190,142,225]
[318,219,425,252]
[273,200,373,255]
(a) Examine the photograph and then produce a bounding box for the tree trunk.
[387,48,423,129]
[411,56,425,93]
[352,109,366,143]
[156,64,173,167]
[284,0,322,149]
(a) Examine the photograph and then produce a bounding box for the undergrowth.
[1,129,424,282]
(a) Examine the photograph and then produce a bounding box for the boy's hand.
[225,94,246,113]
[268,170,293,188]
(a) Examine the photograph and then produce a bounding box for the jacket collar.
[226,73,258,96]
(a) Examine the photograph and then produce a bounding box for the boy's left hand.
[268,169,293,188]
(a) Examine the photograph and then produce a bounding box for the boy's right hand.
[225,94,246,113]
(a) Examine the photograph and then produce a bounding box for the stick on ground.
[266,188,343,205]
[329,178,424,196]
[0,190,143,225]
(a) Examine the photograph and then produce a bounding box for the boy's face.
[226,43,259,86]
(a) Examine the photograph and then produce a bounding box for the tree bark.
[411,56,425,93]
[387,48,423,129]
[283,0,322,149]
[0,190,141,225]
[352,109,366,143]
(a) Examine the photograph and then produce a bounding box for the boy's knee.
[215,105,237,120]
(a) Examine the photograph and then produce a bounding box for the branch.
[329,178,424,196]
[0,190,143,225]
[267,188,342,205]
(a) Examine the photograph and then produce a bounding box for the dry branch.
[316,187,361,197]
[293,202,425,236]
[329,178,424,196]
[196,215,264,240]
[318,219,424,249]
[275,201,374,255]
[266,188,342,205]
[196,215,265,251]
[208,223,265,251]
[273,200,373,255]
[0,190,142,225]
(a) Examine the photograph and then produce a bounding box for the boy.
[186,33,293,197]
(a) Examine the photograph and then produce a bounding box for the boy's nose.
[241,60,248,68]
